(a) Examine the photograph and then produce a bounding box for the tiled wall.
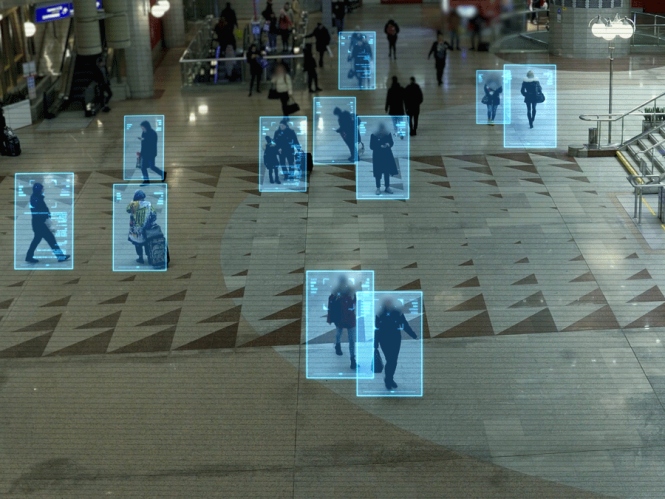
[163,0,187,47]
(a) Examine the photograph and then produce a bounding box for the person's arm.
[374,315,380,349]
[387,134,394,148]
[395,24,400,34]
[385,90,390,113]
[370,134,377,151]
[126,202,135,214]
[520,82,527,96]
[427,42,435,59]
[286,74,293,96]
[401,314,418,339]
[418,87,423,105]
[497,86,503,96]
[326,294,334,324]
[536,81,543,94]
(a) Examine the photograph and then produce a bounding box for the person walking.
[348,34,373,88]
[304,44,322,92]
[261,0,274,20]
[215,15,236,52]
[448,10,461,50]
[370,123,398,195]
[374,297,418,390]
[267,13,279,52]
[385,76,405,116]
[273,118,300,179]
[246,44,263,96]
[221,2,238,28]
[95,56,113,112]
[332,0,346,33]
[403,77,423,136]
[270,63,294,116]
[483,81,502,125]
[278,8,293,52]
[333,106,356,162]
[304,23,331,67]
[24,183,70,264]
[469,13,483,50]
[384,19,400,60]
[138,121,165,184]
[126,189,157,265]
[263,136,281,184]
[428,31,451,86]
[520,70,544,129]
[327,274,358,370]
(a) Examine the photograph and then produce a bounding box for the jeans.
[380,336,401,384]
[26,222,63,259]
[278,92,290,115]
[487,104,498,121]
[99,83,113,107]
[318,50,325,67]
[249,72,261,93]
[435,59,445,85]
[336,326,356,358]
[375,172,390,189]
[450,30,459,49]
[526,102,537,125]
[141,156,164,181]
[408,112,419,132]
[334,18,344,33]
[387,36,397,58]
[134,242,146,259]
[307,69,319,90]
[268,33,277,50]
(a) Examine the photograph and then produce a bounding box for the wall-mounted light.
[24,21,36,37]
[150,4,166,17]
[157,0,170,11]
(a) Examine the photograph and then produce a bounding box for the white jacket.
[271,73,293,95]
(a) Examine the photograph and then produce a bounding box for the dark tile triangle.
[476,180,498,187]
[8,281,25,288]
[73,171,92,195]
[447,294,486,312]
[533,152,577,163]
[624,303,665,329]
[563,305,620,332]
[111,326,177,354]
[570,271,595,283]
[490,194,503,199]
[276,284,304,297]
[584,190,598,195]
[500,308,557,335]
[158,290,187,302]
[0,299,13,309]
[429,181,451,188]
[454,277,480,288]
[217,287,245,299]
[47,328,115,357]
[101,211,113,216]
[402,263,418,269]
[535,191,550,197]
[443,195,455,200]
[463,166,493,176]
[420,168,448,178]
[241,319,302,348]
[233,270,248,276]
[64,278,80,285]
[242,189,261,196]
[136,308,181,327]
[445,155,489,167]
[491,153,533,165]
[568,288,608,306]
[568,176,590,183]
[198,206,211,211]
[628,286,665,303]
[99,293,129,305]
[336,185,356,193]
[628,269,652,280]
[182,166,223,178]
[15,314,63,333]
[523,178,544,185]
[307,326,343,345]
[199,305,242,323]
[509,291,547,308]
[176,323,238,351]
[226,163,257,173]
[194,192,215,199]
[499,163,538,174]
[0,331,54,359]
[289,268,304,274]
[97,169,125,180]
[344,199,357,205]
[261,302,302,321]
[570,255,584,262]
[237,175,260,184]
[77,311,121,330]
[625,253,639,259]
[351,265,361,271]
[329,171,356,181]
[120,275,136,282]
[459,260,474,267]
[437,311,494,338]
[512,274,538,285]
[396,279,422,291]
[41,296,71,307]
[515,257,529,264]
[176,273,192,280]
[412,155,445,168]
[422,307,431,339]
[191,177,218,187]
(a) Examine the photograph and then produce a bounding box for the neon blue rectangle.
[112,184,167,271]
[259,116,308,192]
[339,31,376,90]
[476,70,510,125]
[123,115,165,181]
[357,291,424,397]
[503,64,557,149]
[14,173,74,270]
[305,270,375,379]
[356,116,409,200]
[313,97,357,165]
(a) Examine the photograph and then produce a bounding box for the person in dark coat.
[261,0,274,20]
[327,274,358,370]
[333,106,356,162]
[263,136,281,184]
[332,0,346,33]
[0,107,6,152]
[385,76,405,126]
[304,23,331,67]
[246,44,263,96]
[221,2,238,28]
[374,297,418,390]
[370,123,398,195]
[403,77,423,136]
[138,121,165,183]
[95,56,112,112]
[469,14,483,50]
[483,81,502,125]
[384,19,400,60]
[348,34,373,88]
[25,183,70,264]
[267,12,279,51]
[215,16,236,52]
[273,118,300,179]
[428,32,451,86]
[520,70,543,129]
[303,44,322,92]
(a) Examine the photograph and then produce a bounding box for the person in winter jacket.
[263,136,281,184]
[278,8,293,51]
[261,0,273,20]
[304,23,331,67]
[333,106,356,162]
[448,10,461,50]
[348,33,373,88]
[520,70,543,129]
[246,44,263,96]
[221,2,237,28]
[327,274,358,370]
[215,16,236,52]
[267,12,279,51]
[385,76,405,116]
[374,296,418,390]
[138,120,164,183]
[273,118,301,179]
[332,0,346,33]
[428,32,452,86]
[403,77,423,136]
[95,56,112,112]
[303,44,322,92]
[270,63,294,116]
[384,19,400,60]
[370,122,398,195]
[483,81,502,125]
[24,183,70,264]
[127,189,157,265]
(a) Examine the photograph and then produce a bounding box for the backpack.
[386,24,396,36]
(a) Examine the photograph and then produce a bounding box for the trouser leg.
[384,172,390,188]
[348,327,356,358]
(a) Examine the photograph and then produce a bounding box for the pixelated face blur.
[141,126,146,132]
[438,34,443,42]
[279,123,286,130]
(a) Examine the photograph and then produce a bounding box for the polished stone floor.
[1,2,665,498]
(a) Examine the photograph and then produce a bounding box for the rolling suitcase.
[2,128,21,156]
[144,224,167,269]
[306,152,313,177]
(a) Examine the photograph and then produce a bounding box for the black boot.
[350,356,357,370]
[335,343,343,356]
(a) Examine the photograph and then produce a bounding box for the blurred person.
[385,76,405,116]
[448,10,461,50]
[246,44,263,96]
[267,13,279,51]
[327,274,358,370]
[273,118,300,179]
[221,2,237,28]
[403,77,423,136]
[284,2,295,23]
[348,33,373,88]
[520,70,544,129]
[332,0,346,33]
[261,0,273,20]
[370,122,398,195]
[263,136,281,184]
[278,8,293,52]
[95,56,112,112]
[270,62,294,115]
[126,189,157,265]
[483,79,502,125]
[469,13,483,50]
[384,19,400,60]
[428,32,451,86]
[24,183,70,264]
[304,44,322,92]
[138,121,165,184]
[215,16,236,52]
[304,22,331,67]
[333,106,356,162]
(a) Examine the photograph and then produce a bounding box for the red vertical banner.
[149,0,164,49]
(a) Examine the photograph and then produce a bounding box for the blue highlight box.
[259,116,307,192]
[357,291,423,397]
[476,70,510,125]
[503,64,557,149]
[313,97,357,164]
[339,31,376,90]
[356,116,409,200]
[14,173,74,270]
[123,115,165,181]
[305,270,375,379]
[112,183,167,271]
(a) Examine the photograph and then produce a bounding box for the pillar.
[549,0,631,59]
[72,0,102,55]
[321,0,332,32]
[124,0,154,98]
[163,0,186,48]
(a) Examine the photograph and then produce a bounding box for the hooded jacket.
[327,291,356,329]
[520,76,543,104]
[484,84,502,106]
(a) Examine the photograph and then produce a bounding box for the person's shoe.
[348,156,355,162]
[57,255,71,262]
[384,379,393,390]
[530,122,534,129]
[315,87,323,91]
[256,89,261,93]
[25,257,39,264]
[335,343,343,356]
[350,357,357,370]
[248,92,252,97]
[309,88,314,93]
[275,178,281,184]
[141,179,150,185]
[390,380,398,389]
[413,131,417,136]
[102,106,111,112]
[136,258,145,264]
[384,187,393,194]
[409,131,414,136]
[437,81,442,86]
[376,188,381,195]
[269,178,275,184]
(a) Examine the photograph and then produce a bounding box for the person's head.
[284,2,289,8]
[249,44,257,53]
[279,8,285,15]
[226,2,231,7]
[275,62,286,75]
[316,22,322,28]
[410,76,416,84]
[140,120,152,132]
[391,75,399,86]
[335,274,352,293]
[133,190,146,201]
[380,295,397,313]
[333,107,341,116]
[437,31,444,42]
[388,19,394,24]
[279,118,290,130]
[32,183,44,195]
[378,122,388,134]
[526,70,534,79]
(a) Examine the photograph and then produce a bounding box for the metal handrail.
[635,135,665,155]
[580,91,665,123]
[633,12,665,23]
[179,53,303,64]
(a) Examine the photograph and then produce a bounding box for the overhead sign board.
[35,1,102,23]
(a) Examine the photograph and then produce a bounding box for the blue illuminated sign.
[35,1,102,23]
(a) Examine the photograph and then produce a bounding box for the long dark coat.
[370,133,398,178]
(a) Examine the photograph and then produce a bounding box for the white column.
[163,0,186,48]
[72,0,102,55]
[124,0,154,98]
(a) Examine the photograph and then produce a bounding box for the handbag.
[268,84,279,100]
[284,97,300,115]
[373,348,384,374]
[481,95,490,105]
[392,156,400,177]
[143,223,164,241]
[536,92,545,103]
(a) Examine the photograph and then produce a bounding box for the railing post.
[621,117,624,145]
